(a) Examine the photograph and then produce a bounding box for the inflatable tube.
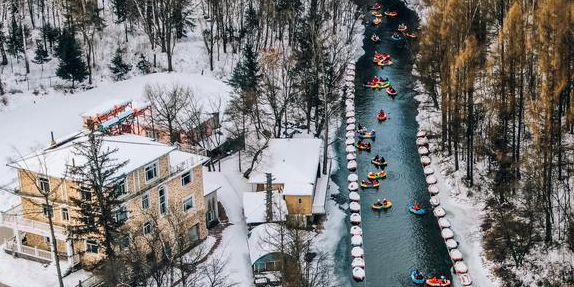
[347,153,357,161]
[421,156,431,166]
[405,33,418,39]
[386,87,397,96]
[346,145,357,153]
[397,24,408,31]
[418,146,429,155]
[411,270,426,284]
[416,137,429,146]
[351,235,363,247]
[424,166,435,175]
[353,267,365,282]
[391,34,402,41]
[426,277,451,287]
[352,257,365,268]
[433,207,446,218]
[454,261,468,274]
[357,132,376,139]
[372,200,392,210]
[372,18,382,26]
[355,143,372,152]
[428,185,439,195]
[350,202,361,212]
[377,112,387,122]
[360,180,380,189]
[417,130,427,138]
[349,192,360,202]
[441,228,454,239]
[371,158,388,167]
[347,160,357,172]
[445,240,458,250]
[350,226,362,236]
[346,117,356,124]
[409,204,427,215]
[384,11,398,17]
[348,173,359,182]
[450,249,463,261]
[367,171,387,180]
[351,246,364,258]
[371,3,382,10]
[350,213,362,225]
[459,274,472,286]
[348,182,359,191]
[429,196,440,206]
[438,218,451,228]
[426,175,437,184]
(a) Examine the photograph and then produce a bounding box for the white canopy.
[450,249,463,261]
[424,166,435,175]
[454,261,468,274]
[351,257,365,268]
[441,228,454,239]
[433,207,446,217]
[350,213,362,224]
[446,239,458,249]
[351,235,363,247]
[426,175,437,184]
[350,226,362,236]
[429,196,440,206]
[421,156,431,166]
[349,202,361,212]
[351,247,364,258]
[349,192,360,201]
[428,185,439,195]
[438,218,451,228]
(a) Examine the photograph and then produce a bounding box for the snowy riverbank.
[414,82,500,287]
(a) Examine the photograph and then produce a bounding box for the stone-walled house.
[0,132,209,268]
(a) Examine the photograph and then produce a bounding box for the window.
[80,187,92,201]
[120,234,131,249]
[86,239,99,254]
[142,192,150,210]
[145,162,158,182]
[146,130,159,140]
[115,206,128,224]
[159,187,168,216]
[42,204,53,218]
[183,197,194,213]
[38,176,50,193]
[189,225,199,243]
[181,172,192,186]
[115,179,126,197]
[83,214,95,226]
[143,221,153,235]
[45,236,51,243]
[298,198,303,204]
[61,207,69,221]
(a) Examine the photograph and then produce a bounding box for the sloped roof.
[9,133,204,181]
[243,191,288,224]
[248,138,322,196]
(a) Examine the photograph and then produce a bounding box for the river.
[333,0,453,286]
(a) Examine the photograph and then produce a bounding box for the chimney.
[50,131,56,146]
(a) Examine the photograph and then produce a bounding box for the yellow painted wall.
[284,195,312,215]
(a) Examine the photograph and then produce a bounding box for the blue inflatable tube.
[411,270,425,284]
[409,204,427,215]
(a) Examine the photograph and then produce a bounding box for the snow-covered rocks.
[426,175,437,184]
[350,213,362,224]
[347,160,357,171]
[428,185,439,195]
[450,249,463,261]
[349,202,361,212]
[350,226,363,236]
[348,173,358,182]
[349,192,360,201]
[348,182,359,191]
[429,196,440,206]
[351,257,365,268]
[351,246,364,258]
[438,218,451,228]
[351,235,363,247]
[441,228,454,239]
[433,207,446,218]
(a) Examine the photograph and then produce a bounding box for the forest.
[417,0,574,286]
[0,0,362,286]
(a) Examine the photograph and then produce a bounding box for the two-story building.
[0,132,209,268]
[246,138,330,225]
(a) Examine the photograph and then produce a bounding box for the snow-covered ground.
[0,72,230,211]
[0,250,91,287]
[415,84,500,287]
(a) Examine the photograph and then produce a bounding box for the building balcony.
[0,204,68,240]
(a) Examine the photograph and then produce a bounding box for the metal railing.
[0,205,67,240]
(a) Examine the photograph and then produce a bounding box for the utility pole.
[265,173,273,222]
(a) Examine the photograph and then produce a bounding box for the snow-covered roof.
[81,99,133,118]
[168,150,209,174]
[248,138,322,196]
[248,223,287,265]
[9,133,205,181]
[202,171,221,197]
[243,191,288,225]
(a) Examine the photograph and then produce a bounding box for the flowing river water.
[333,0,453,286]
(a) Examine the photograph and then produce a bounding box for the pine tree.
[32,41,50,66]
[56,29,88,88]
[136,54,151,74]
[0,23,8,65]
[69,132,128,284]
[6,16,24,57]
[229,43,261,97]
[111,0,128,23]
[109,48,132,80]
